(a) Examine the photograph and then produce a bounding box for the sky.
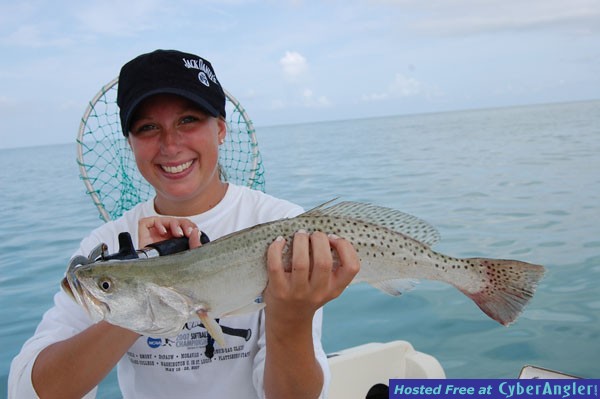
[0,0,599,149]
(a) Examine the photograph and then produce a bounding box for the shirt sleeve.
[8,290,97,399]
[7,218,125,399]
[251,308,331,399]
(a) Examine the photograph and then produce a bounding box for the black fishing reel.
[66,231,211,276]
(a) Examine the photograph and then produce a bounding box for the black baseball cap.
[117,49,226,136]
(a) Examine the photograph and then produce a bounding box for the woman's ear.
[217,117,227,144]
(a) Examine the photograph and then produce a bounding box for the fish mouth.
[63,257,109,322]
[61,276,75,300]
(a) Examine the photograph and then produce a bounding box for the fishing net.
[76,78,266,222]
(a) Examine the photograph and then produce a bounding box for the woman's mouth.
[160,160,194,174]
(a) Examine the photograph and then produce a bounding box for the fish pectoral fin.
[196,309,226,348]
[221,301,266,318]
[148,284,191,314]
[371,279,419,297]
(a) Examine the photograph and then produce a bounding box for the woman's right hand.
[137,216,203,249]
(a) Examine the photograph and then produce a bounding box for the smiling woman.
[73,76,265,223]
[8,49,362,399]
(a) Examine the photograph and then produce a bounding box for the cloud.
[301,88,331,108]
[74,0,167,37]
[389,73,422,96]
[362,73,424,102]
[1,25,74,47]
[0,95,17,109]
[279,51,308,80]
[372,0,600,35]
[268,88,331,111]
[0,2,75,48]
[275,51,330,109]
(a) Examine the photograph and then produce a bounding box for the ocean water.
[1,100,599,397]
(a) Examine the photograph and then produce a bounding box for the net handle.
[76,78,259,222]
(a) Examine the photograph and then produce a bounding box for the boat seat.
[327,340,445,398]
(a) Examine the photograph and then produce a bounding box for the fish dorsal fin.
[303,198,340,215]
[307,201,441,247]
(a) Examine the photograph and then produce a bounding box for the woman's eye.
[131,124,158,136]
[180,115,199,125]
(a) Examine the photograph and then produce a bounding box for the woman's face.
[127,94,227,215]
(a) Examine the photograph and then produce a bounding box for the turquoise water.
[1,100,599,396]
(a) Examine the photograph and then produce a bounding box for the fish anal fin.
[196,309,226,347]
[371,279,419,297]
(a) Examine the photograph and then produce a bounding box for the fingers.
[267,236,288,291]
[137,216,201,248]
[290,230,311,293]
[308,232,333,294]
[138,217,192,237]
[187,228,203,249]
[265,230,359,306]
[328,234,361,297]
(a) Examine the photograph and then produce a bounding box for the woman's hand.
[137,216,203,249]
[264,230,360,327]
[262,230,360,398]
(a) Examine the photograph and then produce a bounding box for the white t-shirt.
[9,184,331,398]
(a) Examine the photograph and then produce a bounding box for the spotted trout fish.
[63,201,544,346]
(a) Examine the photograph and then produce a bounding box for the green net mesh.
[76,78,266,222]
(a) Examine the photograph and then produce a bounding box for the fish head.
[62,255,109,322]
[70,261,139,323]
[72,260,192,337]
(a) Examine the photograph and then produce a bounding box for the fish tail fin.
[460,259,545,326]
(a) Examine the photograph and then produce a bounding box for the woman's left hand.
[264,230,360,325]
[262,230,360,398]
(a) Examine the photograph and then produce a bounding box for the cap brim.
[123,88,221,134]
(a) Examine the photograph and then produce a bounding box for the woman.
[9,49,360,398]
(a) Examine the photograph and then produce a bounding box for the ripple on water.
[538,241,565,248]
[585,301,600,310]
[522,309,592,323]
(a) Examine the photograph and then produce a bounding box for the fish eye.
[98,277,113,292]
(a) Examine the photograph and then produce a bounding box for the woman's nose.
[159,128,182,154]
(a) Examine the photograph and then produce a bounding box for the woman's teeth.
[161,160,193,174]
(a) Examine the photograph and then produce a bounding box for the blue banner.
[389,379,599,399]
